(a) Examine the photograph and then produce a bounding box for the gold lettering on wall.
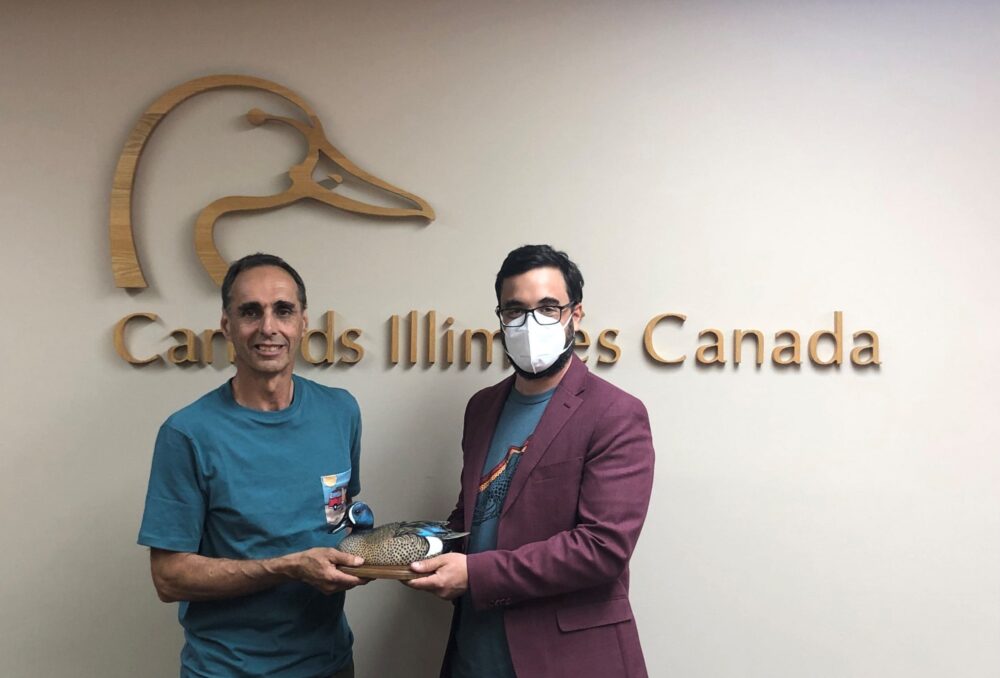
[639,312,877,368]
[339,329,365,365]
[112,309,881,370]
[426,311,437,364]
[851,330,881,366]
[733,329,765,366]
[110,74,435,289]
[444,317,456,365]
[597,329,622,364]
[114,313,163,365]
[696,329,726,365]
[200,329,235,365]
[302,311,337,365]
[462,329,499,366]
[808,311,843,366]
[166,329,199,365]
[389,315,401,364]
[408,311,419,365]
[643,313,687,364]
[772,330,802,365]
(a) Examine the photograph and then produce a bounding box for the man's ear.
[571,303,584,331]
[220,310,231,341]
[301,310,309,334]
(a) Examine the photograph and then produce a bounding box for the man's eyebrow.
[500,296,565,308]
[237,302,263,313]
[273,300,297,309]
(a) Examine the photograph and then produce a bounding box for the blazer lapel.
[463,375,514,531]
[501,357,588,518]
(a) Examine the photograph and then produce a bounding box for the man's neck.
[230,370,295,411]
[513,360,571,396]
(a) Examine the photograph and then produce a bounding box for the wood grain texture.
[340,564,426,581]
[110,74,435,288]
[113,312,162,365]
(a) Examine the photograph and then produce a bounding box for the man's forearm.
[150,549,294,602]
[150,546,365,602]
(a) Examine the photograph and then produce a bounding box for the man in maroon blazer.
[408,245,655,678]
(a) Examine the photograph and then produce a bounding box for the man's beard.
[502,321,575,381]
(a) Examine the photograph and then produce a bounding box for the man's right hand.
[279,548,369,594]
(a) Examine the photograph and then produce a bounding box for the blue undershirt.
[451,385,555,678]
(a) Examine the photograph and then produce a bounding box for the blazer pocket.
[556,597,633,632]
[532,456,584,481]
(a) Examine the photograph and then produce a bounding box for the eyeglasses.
[495,302,576,327]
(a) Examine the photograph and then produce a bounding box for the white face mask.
[502,314,573,374]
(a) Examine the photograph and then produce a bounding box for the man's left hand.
[404,553,468,599]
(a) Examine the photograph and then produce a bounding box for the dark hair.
[221,253,307,310]
[494,245,584,304]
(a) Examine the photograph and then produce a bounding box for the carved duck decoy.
[335,502,468,567]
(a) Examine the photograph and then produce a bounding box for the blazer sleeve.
[445,396,475,534]
[466,395,655,609]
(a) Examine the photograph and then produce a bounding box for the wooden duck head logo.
[109,74,435,288]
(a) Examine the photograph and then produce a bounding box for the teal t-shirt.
[452,386,555,678]
[138,375,361,678]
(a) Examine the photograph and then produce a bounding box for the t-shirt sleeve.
[137,423,207,553]
[348,399,362,498]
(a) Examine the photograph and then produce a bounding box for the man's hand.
[279,547,369,594]
[404,553,468,600]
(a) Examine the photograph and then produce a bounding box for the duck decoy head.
[329,500,375,535]
[346,501,375,530]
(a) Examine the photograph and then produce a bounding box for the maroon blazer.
[441,356,655,678]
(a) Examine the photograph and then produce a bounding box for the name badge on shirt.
[321,471,352,528]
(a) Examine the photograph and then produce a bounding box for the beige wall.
[2,1,999,676]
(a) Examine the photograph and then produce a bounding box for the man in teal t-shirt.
[138,254,367,678]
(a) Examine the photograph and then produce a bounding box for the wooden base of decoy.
[340,564,426,580]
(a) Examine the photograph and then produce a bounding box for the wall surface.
[2,1,999,676]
